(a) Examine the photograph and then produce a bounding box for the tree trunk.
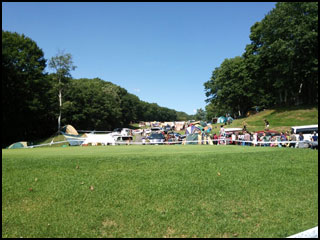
[284,89,287,104]
[58,89,62,131]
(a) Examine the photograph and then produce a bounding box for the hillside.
[212,106,318,134]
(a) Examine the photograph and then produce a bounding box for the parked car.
[151,127,162,133]
[291,125,318,141]
[224,128,243,144]
[132,129,143,135]
[163,125,172,134]
[112,128,132,136]
[144,128,151,134]
[147,133,165,145]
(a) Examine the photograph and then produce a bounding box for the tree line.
[2,31,192,147]
[204,2,318,120]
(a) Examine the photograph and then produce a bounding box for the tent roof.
[61,125,79,135]
[8,141,28,149]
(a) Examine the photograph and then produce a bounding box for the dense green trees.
[194,108,206,121]
[2,31,190,147]
[2,30,57,147]
[204,2,318,118]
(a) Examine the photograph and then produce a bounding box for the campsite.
[3,2,318,238]
[2,107,318,237]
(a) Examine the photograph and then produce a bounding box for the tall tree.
[204,57,254,118]
[2,31,54,147]
[194,108,206,121]
[244,2,318,106]
[49,50,76,131]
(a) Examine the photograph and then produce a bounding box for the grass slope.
[211,106,318,134]
[2,145,318,238]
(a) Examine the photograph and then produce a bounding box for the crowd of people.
[214,124,318,149]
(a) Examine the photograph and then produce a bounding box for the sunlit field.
[2,145,318,238]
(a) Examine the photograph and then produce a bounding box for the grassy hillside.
[2,145,318,238]
[211,106,318,134]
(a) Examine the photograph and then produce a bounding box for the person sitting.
[280,132,287,147]
[289,133,297,148]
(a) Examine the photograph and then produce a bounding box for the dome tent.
[60,125,84,146]
[217,116,227,123]
[7,141,28,149]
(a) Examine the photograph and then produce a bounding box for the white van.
[291,125,318,141]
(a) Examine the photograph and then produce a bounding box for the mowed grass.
[2,145,318,238]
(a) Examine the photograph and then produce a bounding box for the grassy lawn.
[2,145,318,238]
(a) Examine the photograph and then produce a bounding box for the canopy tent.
[7,141,28,149]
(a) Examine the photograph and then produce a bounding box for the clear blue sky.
[2,2,276,115]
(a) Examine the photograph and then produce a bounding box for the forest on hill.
[2,31,191,147]
[204,2,318,119]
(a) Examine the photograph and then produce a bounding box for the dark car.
[148,133,165,145]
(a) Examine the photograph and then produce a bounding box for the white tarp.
[287,226,318,238]
[82,133,115,145]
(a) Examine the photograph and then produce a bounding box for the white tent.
[82,133,116,146]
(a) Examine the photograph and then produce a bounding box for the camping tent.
[217,116,227,123]
[227,116,234,122]
[200,121,207,127]
[185,125,202,135]
[185,133,199,145]
[60,125,84,146]
[61,125,79,135]
[7,141,28,149]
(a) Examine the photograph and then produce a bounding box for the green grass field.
[2,145,318,238]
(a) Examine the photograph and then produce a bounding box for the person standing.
[213,133,218,145]
[310,132,318,150]
[298,132,304,141]
[289,132,297,148]
[231,132,236,145]
[242,121,247,131]
[219,125,225,145]
[264,119,270,130]
[252,132,258,146]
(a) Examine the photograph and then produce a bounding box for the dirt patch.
[102,219,117,228]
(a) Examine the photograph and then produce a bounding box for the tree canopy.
[2,31,191,147]
[204,2,318,118]
[2,30,56,147]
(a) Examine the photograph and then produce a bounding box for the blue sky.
[2,2,276,115]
